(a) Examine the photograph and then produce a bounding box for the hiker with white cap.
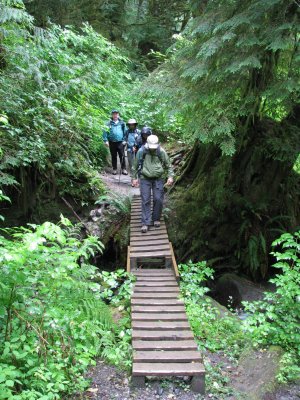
[125,118,140,177]
[132,133,174,233]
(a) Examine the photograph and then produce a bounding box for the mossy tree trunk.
[170,109,300,280]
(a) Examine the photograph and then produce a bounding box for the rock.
[214,273,273,306]
[231,346,285,400]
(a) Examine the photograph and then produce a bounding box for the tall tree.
[145,0,300,278]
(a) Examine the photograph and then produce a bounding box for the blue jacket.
[103,119,126,142]
[125,128,140,152]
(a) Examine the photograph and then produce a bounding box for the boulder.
[212,273,274,309]
[231,346,284,400]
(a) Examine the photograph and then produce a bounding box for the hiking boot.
[112,170,117,175]
[154,220,160,228]
[122,169,128,175]
[141,225,148,233]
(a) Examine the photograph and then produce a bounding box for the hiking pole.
[118,142,126,185]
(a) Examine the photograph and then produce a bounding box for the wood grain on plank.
[132,362,205,376]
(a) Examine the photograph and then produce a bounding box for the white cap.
[147,134,159,149]
[127,118,137,125]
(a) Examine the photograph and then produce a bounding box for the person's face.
[128,124,136,130]
[112,112,119,120]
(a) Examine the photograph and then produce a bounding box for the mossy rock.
[231,345,284,400]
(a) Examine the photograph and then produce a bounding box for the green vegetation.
[179,230,300,395]
[243,230,300,383]
[0,217,132,399]
[0,0,299,398]
[150,0,300,279]
[0,0,136,215]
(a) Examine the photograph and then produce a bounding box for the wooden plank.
[129,240,170,247]
[132,362,205,376]
[131,232,168,239]
[132,330,194,340]
[132,305,186,313]
[134,286,179,293]
[131,251,172,258]
[127,246,130,273]
[133,350,201,363]
[132,321,190,330]
[131,298,184,306]
[131,225,167,231]
[131,237,170,244]
[136,274,176,283]
[132,313,188,321]
[131,221,166,227]
[131,244,171,252]
[134,269,174,275]
[135,281,177,287]
[132,340,197,351]
[169,242,179,281]
[132,292,180,299]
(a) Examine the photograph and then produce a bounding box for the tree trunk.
[169,114,300,280]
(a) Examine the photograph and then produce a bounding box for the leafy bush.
[179,261,249,397]
[0,217,130,399]
[243,230,300,382]
[0,0,136,203]
[179,261,248,358]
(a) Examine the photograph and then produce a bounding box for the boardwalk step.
[131,232,168,239]
[131,251,172,258]
[132,233,169,244]
[132,330,194,340]
[132,340,197,351]
[135,281,177,287]
[132,292,180,299]
[130,240,170,247]
[132,362,205,376]
[132,321,190,330]
[132,313,188,321]
[134,270,174,275]
[132,305,186,313]
[131,298,184,306]
[131,244,171,252]
[133,350,201,363]
[134,286,179,293]
[135,277,176,283]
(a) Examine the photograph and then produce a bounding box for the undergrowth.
[0,217,133,399]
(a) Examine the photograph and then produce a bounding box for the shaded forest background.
[1,0,299,280]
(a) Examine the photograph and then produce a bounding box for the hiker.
[136,125,152,150]
[103,110,128,175]
[125,118,140,177]
[132,134,174,233]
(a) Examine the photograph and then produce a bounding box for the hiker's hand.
[105,142,109,147]
[132,179,139,187]
[166,177,174,186]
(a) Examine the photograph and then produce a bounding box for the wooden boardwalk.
[127,195,205,393]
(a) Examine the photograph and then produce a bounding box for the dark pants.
[109,141,126,170]
[140,178,164,225]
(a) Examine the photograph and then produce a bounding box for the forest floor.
[69,160,300,400]
[69,350,299,400]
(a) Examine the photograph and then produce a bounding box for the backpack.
[137,145,163,176]
[125,128,140,143]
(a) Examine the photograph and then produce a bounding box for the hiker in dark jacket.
[125,118,140,177]
[132,134,173,233]
[103,110,128,175]
[135,125,152,150]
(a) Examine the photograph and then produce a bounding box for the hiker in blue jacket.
[103,110,128,175]
[125,118,140,177]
